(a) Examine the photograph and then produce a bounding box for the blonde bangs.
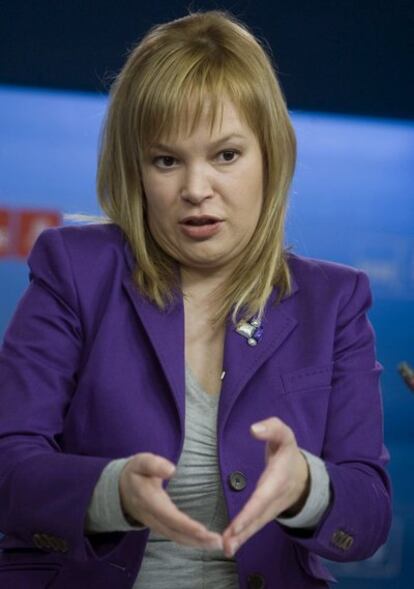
[133,52,261,155]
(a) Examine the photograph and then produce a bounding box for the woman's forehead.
[148,97,252,145]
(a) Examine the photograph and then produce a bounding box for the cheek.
[144,177,173,216]
[147,200,168,234]
[145,191,178,240]
[237,165,263,216]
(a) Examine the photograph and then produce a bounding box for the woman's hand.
[119,452,223,550]
[222,417,310,558]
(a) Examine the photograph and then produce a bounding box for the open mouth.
[179,216,223,239]
[181,216,222,226]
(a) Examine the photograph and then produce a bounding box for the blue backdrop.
[1,85,413,587]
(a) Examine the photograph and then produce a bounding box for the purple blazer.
[0,223,391,589]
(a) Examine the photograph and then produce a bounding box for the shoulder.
[286,251,372,310]
[29,222,127,268]
[28,223,131,308]
[287,251,361,284]
[38,221,125,252]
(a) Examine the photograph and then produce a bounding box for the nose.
[180,164,213,204]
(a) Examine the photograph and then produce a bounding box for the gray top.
[85,367,330,588]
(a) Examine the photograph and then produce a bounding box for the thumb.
[250,417,291,453]
[132,453,176,479]
[250,417,285,440]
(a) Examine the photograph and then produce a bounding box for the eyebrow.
[149,133,247,152]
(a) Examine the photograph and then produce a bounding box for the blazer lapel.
[122,239,300,435]
[218,279,299,432]
[122,242,185,431]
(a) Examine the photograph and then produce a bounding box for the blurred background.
[1,1,413,586]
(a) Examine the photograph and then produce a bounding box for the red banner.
[0,207,61,259]
[0,209,11,257]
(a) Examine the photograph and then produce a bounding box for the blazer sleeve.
[283,270,392,561]
[0,228,113,561]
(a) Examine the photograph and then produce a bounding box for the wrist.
[279,452,310,518]
[121,506,141,526]
[119,466,144,527]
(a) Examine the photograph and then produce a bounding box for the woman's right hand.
[119,453,223,550]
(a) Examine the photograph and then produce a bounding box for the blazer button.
[248,573,266,589]
[56,537,69,553]
[48,535,68,552]
[47,536,59,552]
[33,533,44,549]
[32,532,68,552]
[331,529,354,551]
[39,534,54,551]
[32,533,52,551]
[228,471,247,491]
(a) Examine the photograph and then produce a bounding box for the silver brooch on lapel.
[235,318,264,346]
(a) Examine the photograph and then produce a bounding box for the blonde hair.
[97,9,296,325]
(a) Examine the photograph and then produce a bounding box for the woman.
[0,10,391,589]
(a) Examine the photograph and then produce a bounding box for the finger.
[223,503,275,557]
[142,485,221,543]
[225,491,268,538]
[131,453,176,479]
[125,461,218,542]
[251,417,294,452]
[223,494,271,547]
[142,491,224,549]
[146,512,223,550]
[225,463,286,536]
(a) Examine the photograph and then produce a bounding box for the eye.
[216,149,240,163]
[152,155,178,169]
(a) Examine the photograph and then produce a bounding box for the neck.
[180,264,231,314]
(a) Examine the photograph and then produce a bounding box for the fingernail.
[251,423,266,434]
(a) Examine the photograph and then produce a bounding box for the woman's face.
[141,98,264,275]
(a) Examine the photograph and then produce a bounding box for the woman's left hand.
[222,416,310,558]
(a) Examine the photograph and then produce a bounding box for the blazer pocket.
[0,548,62,587]
[0,564,61,589]
[281,364,333,395]
[295,546,337,584]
